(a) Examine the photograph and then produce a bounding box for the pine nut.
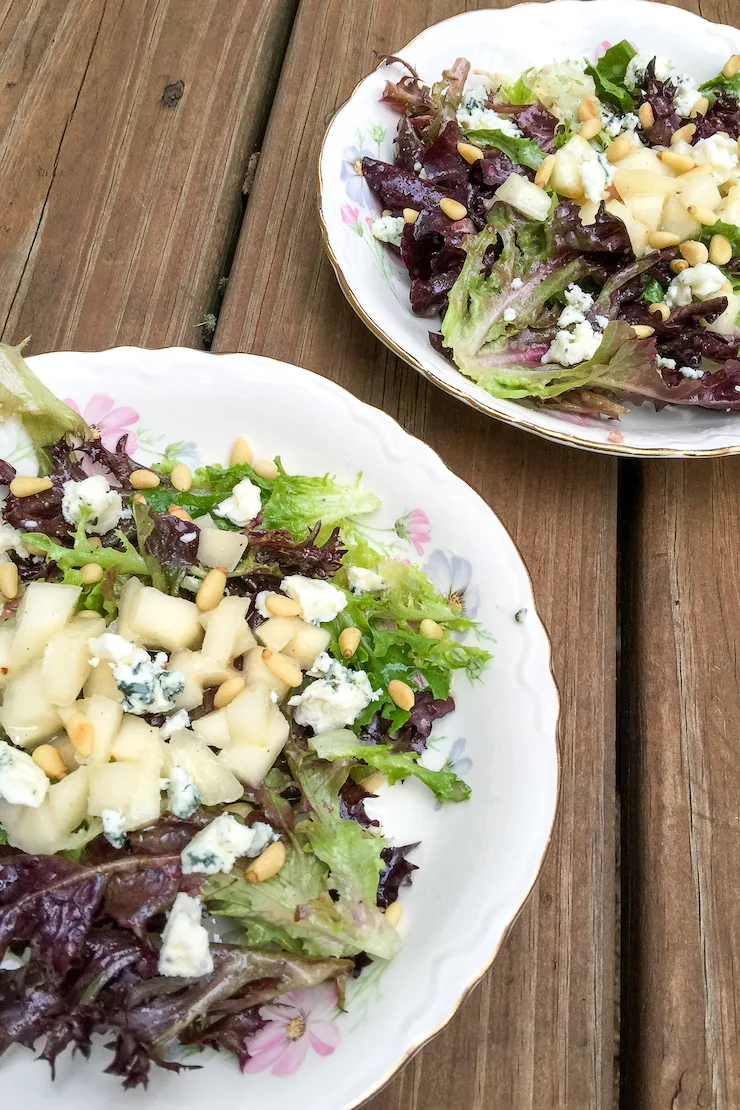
[32,744,67,780]
[680,239,709,266]
[632,325,655,338]
[638,102,655,129]
[670,258,689,273]
[230,437,253,466]
[606,136,632,163]
[87,536,103,548]
[26,544,46,556]
[577,96,598,122]
[685,204,717,227]
[253,459,278,481]
[387,679,415,711]
[133,493,146,504]
[196,567,227,611]
[578,117,601,141]
[659,150,695,173]
[420,617,444,639]
[381,209,392,217]
[384,901,403,928]
[213,675,246,709]
[709,233,733,266]
[338,626,362,658]
[649,302,671,323]
[129,469,160,490]
[721,279,734,293]
[403,208,420,224]
[81,562,103,585]
[690,97,709,118]
[262,649,302,687]
[671,123,696,144]
[170,463,192,492]
[245,840,286,883]
[679,164,713,178]
[0,562,19,600]
[534,154,555,188]
[362,771,387,793]
[9,476,53,497]
[264,592,302,617]
[168,504,192,521]
[439,197,467,221]
[647,231,681,248]
[722,54,740,79]
[67,714,94,757]
[77,610,101,619]
[457,141,484,164]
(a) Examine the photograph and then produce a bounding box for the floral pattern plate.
[319,0,740,457]
[2,347,558,1109]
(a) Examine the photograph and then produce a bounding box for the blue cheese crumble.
[347,566,386,594]
[88,632,185,714]
[457,77,522,136]
[370,215,405,247]
[158,893,213,978]
[61,475,123,535]
[288,652,378,733]
[102,808,127,848]
[213,477,262,527]
[167,766,201,819]
[159,709,191,741]
[0,740,49,807]
[280,574,347,624]
[180,813,277,875]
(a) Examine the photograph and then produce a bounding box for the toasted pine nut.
[362,771,387,793]
[381,209,392,217]
[457,141,484,164]
[721,279,734,293]
[632,325,655,338]
[80,562,103,585]
[387,679,415,711]
[196,567,227,611]
[0,562,19,600]
[638,102,655,129]
[578,117,601,141]
[680,239,709,266]
[9,476,53,498]
[686,203,717,227]
[354,159,363,176]
[577,96,598,122]
[606,136,632,164]
[671,123,697,145]
[647,230,681,248]
[384,901,403,928]
[403,207,420,224]
[253,459,278,481]
[722,54,740,79]
[659,149,695,174]
[338,626,362,658]
[129,469,160,490]
[26,544,46,556]
[77,609,101,619]
[440,197,467,221]
[245,840,286,883]
[534,154,555,188]
[230,436,253,466]
[680,164,713,179]
[168,504,192,521]
[670,258,689,273]
[87,536,103,548]
[170,463,192,492]
[420,617,444,639]
[262,649,302,688]
[67,714,94,757]
[709,233,733,266]
[133,493,146,504]
[214,675,247,709]
[649,302,671,323]
[32,744,67,780]
[690,97,709,118]
[264,593,302,617]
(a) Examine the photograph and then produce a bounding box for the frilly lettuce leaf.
[0,341,91,463]
[585,39,637,111]
[463,129,545,170]
[261,461,381,538]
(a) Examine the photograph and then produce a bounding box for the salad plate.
[319,0,740,456]
[0,346,558,1109]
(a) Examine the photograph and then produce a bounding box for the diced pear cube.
[0,624,14,689]
[88,760,162,829]
[200,596,255,665]
[11,582,81,669]
[169,649,236,710]
[165,729,243,805]
[197,528,249,572]
[126,585,202,652]
[109,715,164,768]
[0,767,90,855]
[0,662,63,747]
[191,707,231,749]
[218,704,289,788]
[242,645,289,697]
[282,623,330,670]
[254,616,306,653]
[41,612,105,706]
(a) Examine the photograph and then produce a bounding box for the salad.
[364,42,740,418]
[0,343,489,1087]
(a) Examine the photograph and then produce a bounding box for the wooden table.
[1,0,738,1105]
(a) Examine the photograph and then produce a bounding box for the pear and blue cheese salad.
[0,343,489,1087]
[365,43,740,417]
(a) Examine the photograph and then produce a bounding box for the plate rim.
[317,0,740,459]
[23,344,562,1107]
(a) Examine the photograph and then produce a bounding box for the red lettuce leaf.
[635,60,680,147]
[377,844,419,909]
[245,523,345,579]
[692,88,740,141]
[361,155,448,212]
[549,201,633,258]
[514,103,558,153]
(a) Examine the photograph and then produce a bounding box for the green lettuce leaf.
[260,462,381,538]
[699,71,740,97]
[308,729,471,804]
[22,528,148,578]
[585,40,637,111]
[501,73,534,105]
[0,341,91,464]
[642,277,665,305]
[553,119,575,149]
[698,219,740,257]
[463,129,545,170]
[0,824,7,845]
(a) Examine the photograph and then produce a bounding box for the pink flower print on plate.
[63,394,139,454]
[243,982,341,1077]
[394,508,431,555]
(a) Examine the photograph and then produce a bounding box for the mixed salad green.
[0,342,489,1086]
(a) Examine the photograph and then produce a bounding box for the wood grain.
[214,2,617,1106]
[0,0,298,352]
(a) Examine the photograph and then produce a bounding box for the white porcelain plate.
[319,0,740,457]
[1,347,558,1109]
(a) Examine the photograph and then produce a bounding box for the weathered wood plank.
[214,2,617,1105]
[0,0,298,351]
